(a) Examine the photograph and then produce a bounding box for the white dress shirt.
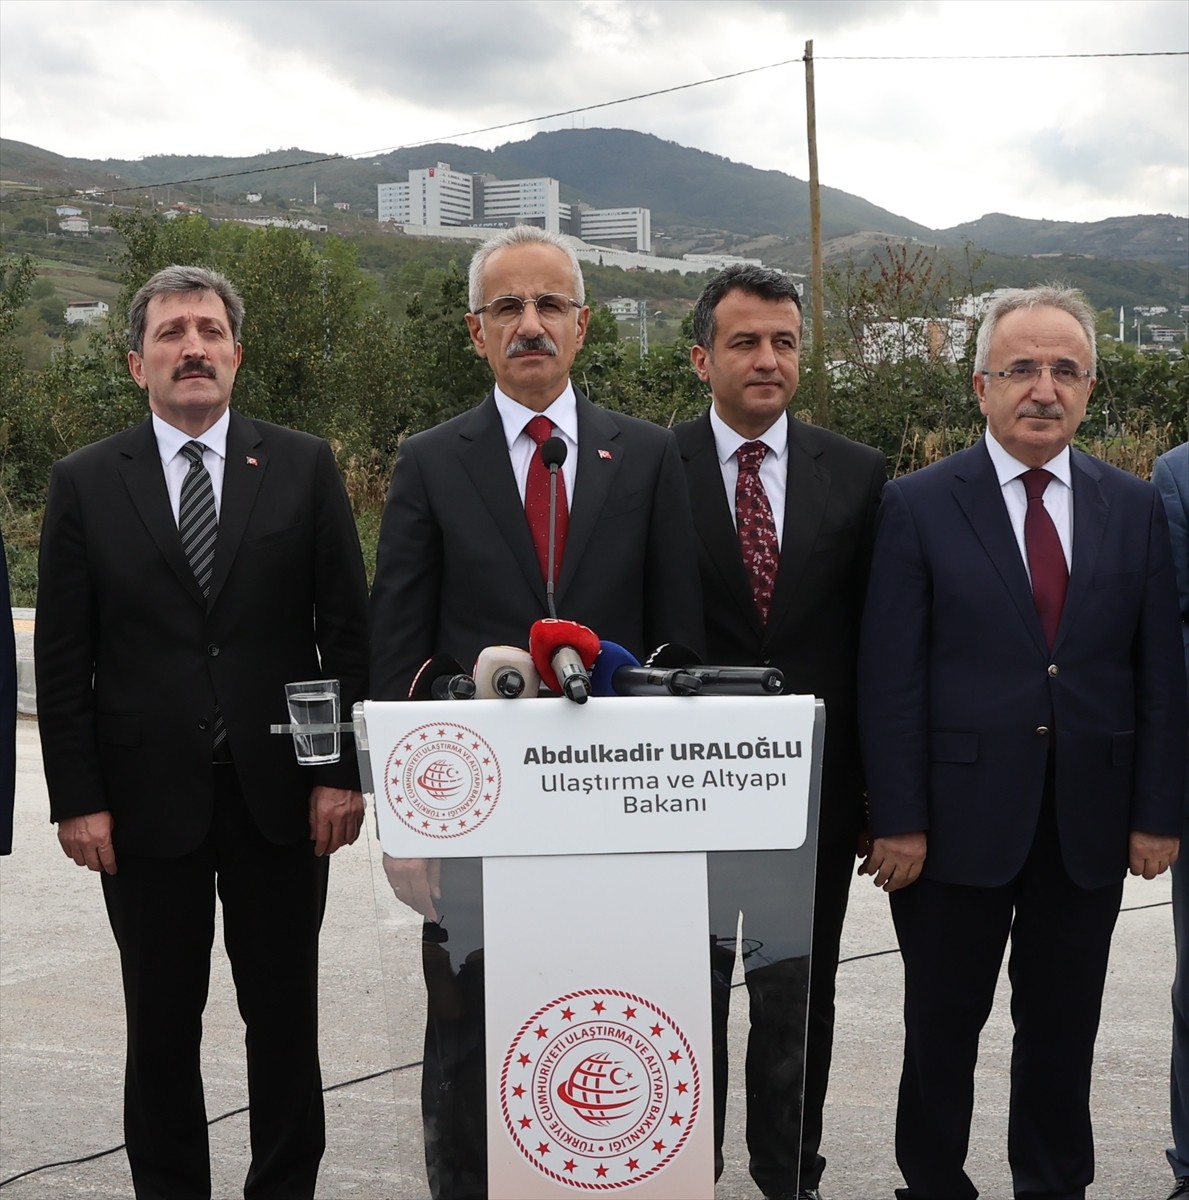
[709,405,788,547]
[152,409,230,525]
[494,382,579,503]
[984,430,1074,577]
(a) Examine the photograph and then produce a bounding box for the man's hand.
[58,811,117,875]
[1128,831,1180,879]
[859,831,927,892]
[308,786,364,856]
[383,855,441,922]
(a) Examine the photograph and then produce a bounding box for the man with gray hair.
[36,264,370,1199]
[858,285,1185,1198]
[370,224,702,1198]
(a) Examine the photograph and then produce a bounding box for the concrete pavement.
[0,718,1180,1198]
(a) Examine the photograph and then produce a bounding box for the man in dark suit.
[36,265,370,1200]
[674,265,885,1200]
[1155,440,1189,1199]
[859,286,1185,1200]
[370,224,703,1199]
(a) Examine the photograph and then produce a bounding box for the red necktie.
[1021,468,1068,649]
[735,441,780,623]
[524,415,568,585]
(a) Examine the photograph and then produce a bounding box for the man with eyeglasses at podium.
[370,224,702,1200]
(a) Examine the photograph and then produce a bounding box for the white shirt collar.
[493,381,578,449]
[984,429,1072,489]
[709,405,788,467]
[152,408,230,463]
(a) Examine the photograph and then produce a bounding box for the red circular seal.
[383,724,501,839]
[500,988,701,1190]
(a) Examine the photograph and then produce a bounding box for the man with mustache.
[859,285,1185,1200]
[36,265,370,1199]
[370,224,702,1199]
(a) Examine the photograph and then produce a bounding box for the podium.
[357,694,824,1198]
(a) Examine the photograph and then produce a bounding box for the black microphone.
[684,665,784,695]
[541,436,567,619]
[590,641,702,697]
[408,654,476,701]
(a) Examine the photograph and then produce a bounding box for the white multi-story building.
[577,206,651,253]
[479,176,570,234]
[379,163,474,227]
[378,166,652,251]
[862,317,971,366]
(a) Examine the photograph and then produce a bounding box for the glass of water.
[284,679,341,764]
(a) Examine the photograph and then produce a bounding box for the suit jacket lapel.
[1058,449,1108,652]
[766,416,829,644]
[682,411,762,637]
[952,438,1048,653]
[558,393,623,605]
[116,419,207,606]
[207,410,266,611]
[457,394,545,602]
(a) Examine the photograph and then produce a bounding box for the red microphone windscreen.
[529,619,601,692]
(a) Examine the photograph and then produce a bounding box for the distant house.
[245,192,263,204]
[333,201,351,211]
[56,205,82,217]
[58,216,89,235]
[606,297,640,320]
[64,300,109,326]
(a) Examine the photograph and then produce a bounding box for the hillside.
[1,130,1185,313]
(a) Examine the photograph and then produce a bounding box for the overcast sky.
[1,0,1186,230]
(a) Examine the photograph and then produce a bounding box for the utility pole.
[804,39,828,426]
[639,299,649,357]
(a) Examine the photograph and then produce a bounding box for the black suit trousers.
[889,790,1122,1200]
[708,838,853,1197]
[101,767,329,1200]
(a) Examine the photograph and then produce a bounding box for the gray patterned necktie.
[179,441,217,595]
[179,441,228,758]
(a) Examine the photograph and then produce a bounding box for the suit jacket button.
[1047,664,1059,677]
[1036,725,1049,736]
[198,719,209,731]
[207,644,219,657]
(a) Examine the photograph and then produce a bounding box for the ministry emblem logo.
[384,723,501,839]
[500,987,701,1189]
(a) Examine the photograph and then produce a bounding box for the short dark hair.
[128,265,245,354]
[691,265,802,349]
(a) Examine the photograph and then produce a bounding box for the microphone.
[529,618,600,704]
[590,641,702,697]
[684,665,785,695]
[408,654,476,701]
[472,646,541,699]
[541,436,567,619]
[641,644,783,694]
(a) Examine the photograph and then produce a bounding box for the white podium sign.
[360,695,823,1199]
[364,695,815,858]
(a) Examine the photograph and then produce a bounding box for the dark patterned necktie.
[524,415,569,585]
[179,441,227,758]
[1021,468,1068,649]
[735,441,780,623]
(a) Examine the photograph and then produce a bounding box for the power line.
[3,48,1184,207]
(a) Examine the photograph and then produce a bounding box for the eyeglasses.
[473,293,581,326]
[980,364,1093,387]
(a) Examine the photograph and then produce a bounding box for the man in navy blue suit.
[859,286,1185,1200]
[1155,439,1189,1199]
